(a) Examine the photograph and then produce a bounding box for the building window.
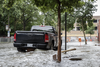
[95,27,97,30]
[77,27,80,30]
[93,20,97,23]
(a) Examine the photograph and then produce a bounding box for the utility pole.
[65,12,67,54]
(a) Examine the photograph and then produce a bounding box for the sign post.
[65,12,67,54]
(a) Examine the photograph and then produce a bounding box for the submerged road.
[0,39,100,67]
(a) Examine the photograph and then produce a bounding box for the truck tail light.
[14,33,16,41]
[45,34,49,42]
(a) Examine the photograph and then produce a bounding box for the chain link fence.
[0,36,14,43]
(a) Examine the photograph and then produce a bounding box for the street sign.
[6,25,8,30]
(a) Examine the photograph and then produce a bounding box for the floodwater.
[0,40,100,67]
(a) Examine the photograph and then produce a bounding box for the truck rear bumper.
[13,43,47,49]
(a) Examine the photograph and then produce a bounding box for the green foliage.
[0,0,44,36]
[86,25,95,39]
[14,1,44,31]
[61,13,76,31]
[76,2,97,30]
[32,0,84,13]
[75,1,97,44]
[10,33,14,36]
[43,11,57,27]
[0,0,97,37]
[86,25,95,35]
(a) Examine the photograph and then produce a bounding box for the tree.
[0,0,45,36]
[15,0,40,30]
[42,11,57,27]
[0,0,8,36]
[31,0,84,62]
[86,25,95,39]
[75,1,97,44]
[0,0,23,36]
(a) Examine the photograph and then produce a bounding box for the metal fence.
[0,36,14,43]
[67,36,98,42]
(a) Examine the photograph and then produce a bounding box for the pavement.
[61,41,100,67]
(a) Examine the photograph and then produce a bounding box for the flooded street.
[0,40,100,67]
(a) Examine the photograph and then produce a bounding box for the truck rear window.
[32,29,53,33]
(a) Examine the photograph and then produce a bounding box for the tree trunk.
[23,21,25,30]
[14,17,16,32]
[82,22,87,44]
[23,13,25,30]
[8,15,9,31]
[57,0,61,62]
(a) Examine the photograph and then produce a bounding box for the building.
[95,16,100,42]
[62,16,100,41]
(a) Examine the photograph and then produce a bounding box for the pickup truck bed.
[14,31,47,48]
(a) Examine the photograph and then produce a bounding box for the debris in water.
[69,58,82,61]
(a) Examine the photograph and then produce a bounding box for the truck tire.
[17,48,26,52]
[51,43,58,51]
[53,46,58,51]
[51,43,54,50]
[61,40,62,46]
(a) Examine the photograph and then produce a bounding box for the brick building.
[97,20,100,42]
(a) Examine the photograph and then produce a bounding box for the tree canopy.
[0,0,44,36]
[86,25,95,39]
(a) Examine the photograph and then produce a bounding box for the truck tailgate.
[16,31,45,43]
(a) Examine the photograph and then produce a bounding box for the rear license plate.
[27,44,33,47]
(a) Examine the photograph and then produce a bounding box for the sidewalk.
[60,41,100,67]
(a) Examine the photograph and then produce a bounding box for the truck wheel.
[53,46,58,51]
[61,40,62,46]
[51,43,54,50]
[17,48,26,52]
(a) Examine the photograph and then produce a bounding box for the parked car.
[13,25,62,52]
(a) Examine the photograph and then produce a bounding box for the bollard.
[78,38,81,46]
[90,39,92,41]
